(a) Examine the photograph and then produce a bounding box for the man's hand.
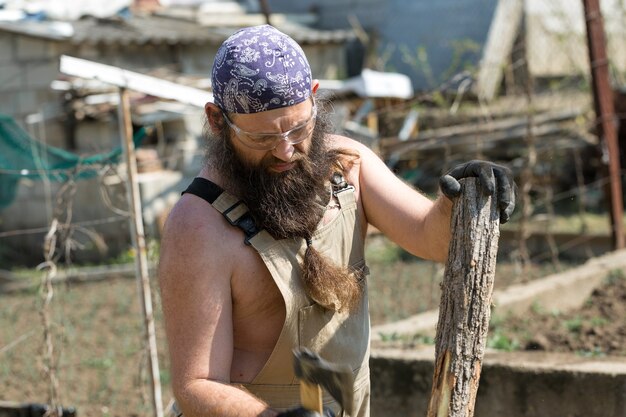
[276,406,335,417]
[439,160,516,223]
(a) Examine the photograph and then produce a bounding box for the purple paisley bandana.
[211,25,312,114]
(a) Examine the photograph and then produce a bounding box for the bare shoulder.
[158,193,238,292]
[161,194,230,258]
[327,134,370,155]
[158,191,247,385]
[326,134,387,191]
[327,134,370,184]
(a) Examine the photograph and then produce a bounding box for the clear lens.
[242,133,281,149]
[224,101,316,151]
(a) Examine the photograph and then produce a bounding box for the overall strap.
[330,172,356,209]
[182,177,260,245]
[330,172,354,195]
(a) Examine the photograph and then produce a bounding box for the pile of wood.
[364,92,597,194]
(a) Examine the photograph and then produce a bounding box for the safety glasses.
[222,100,317,151]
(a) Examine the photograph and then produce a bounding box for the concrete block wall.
[180,43,219,75]
[0,33,62,123]
[0,167,185,265]
[75,120,121,153]
[0,31,67,152]
[316,0,387,31]
[0,175,131,265]
[370,348,626,417]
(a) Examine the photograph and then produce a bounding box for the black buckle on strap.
[331,172,355,196]
[223,202,260,246]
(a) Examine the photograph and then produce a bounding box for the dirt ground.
[0,276,170,417]
[1,265,624,417]
[489,269,626,356]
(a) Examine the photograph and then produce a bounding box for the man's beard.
[204,106,336,240]
[204,104,364,312]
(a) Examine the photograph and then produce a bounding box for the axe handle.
[299,380,323,415]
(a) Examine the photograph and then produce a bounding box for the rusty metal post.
[582,0,625,249]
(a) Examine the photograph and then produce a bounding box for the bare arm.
[158,197,277,417]
[339,137,453,262]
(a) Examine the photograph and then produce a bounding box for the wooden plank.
[118,88,163,417]
[474,0,524,101]
[382,109,581,154]
[426,178,500,417]
[59,55,213,108]
[299,382,324,415]
[384,122,582,162]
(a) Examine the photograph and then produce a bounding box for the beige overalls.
[176,177,371,417]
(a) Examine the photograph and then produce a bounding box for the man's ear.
[312,79,320,94]
[205,102,224,133]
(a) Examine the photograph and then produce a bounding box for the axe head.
[293,348,354,416]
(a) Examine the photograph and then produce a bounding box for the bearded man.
[158,25,515,417]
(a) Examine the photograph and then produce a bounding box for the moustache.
[261,152,306,171]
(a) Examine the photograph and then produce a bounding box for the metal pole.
[582,0,625,249]
[259,0,272,25]
[117,87,164,417]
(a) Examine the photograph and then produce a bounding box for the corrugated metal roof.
[70,15,223,45]
[0,14,356,46]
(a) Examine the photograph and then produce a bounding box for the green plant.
[400,44,436,88]
[576,347,606,358]
[108,238,161,265]
[487,331,520,351]
[82,356,114,370]
[590,317,608,327]
[365,236,404,265]
[378,332,401,342]
[442,38,480,81]
[564,317,583,333]
[411,333,435,345]
[530,301,546,315]
[160,368,171,385]
[606,268,625,284]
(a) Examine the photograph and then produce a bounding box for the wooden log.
[426,178,500,417]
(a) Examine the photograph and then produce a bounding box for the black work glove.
[439,160,516,224]
[276,406,335,417]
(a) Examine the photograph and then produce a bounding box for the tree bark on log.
[426,178,500,417]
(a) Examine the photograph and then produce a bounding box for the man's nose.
[271,138,295,161]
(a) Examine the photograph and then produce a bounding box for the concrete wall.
[0,175,130,265]
[0,167,185,265]
[269,0,499,91]
[378,0,498,90]
[370,348,626,417]
[258,0,386,29]
[271,0,626,90]
[0,32,64,146]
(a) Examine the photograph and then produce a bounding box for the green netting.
[0,113,146,209]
